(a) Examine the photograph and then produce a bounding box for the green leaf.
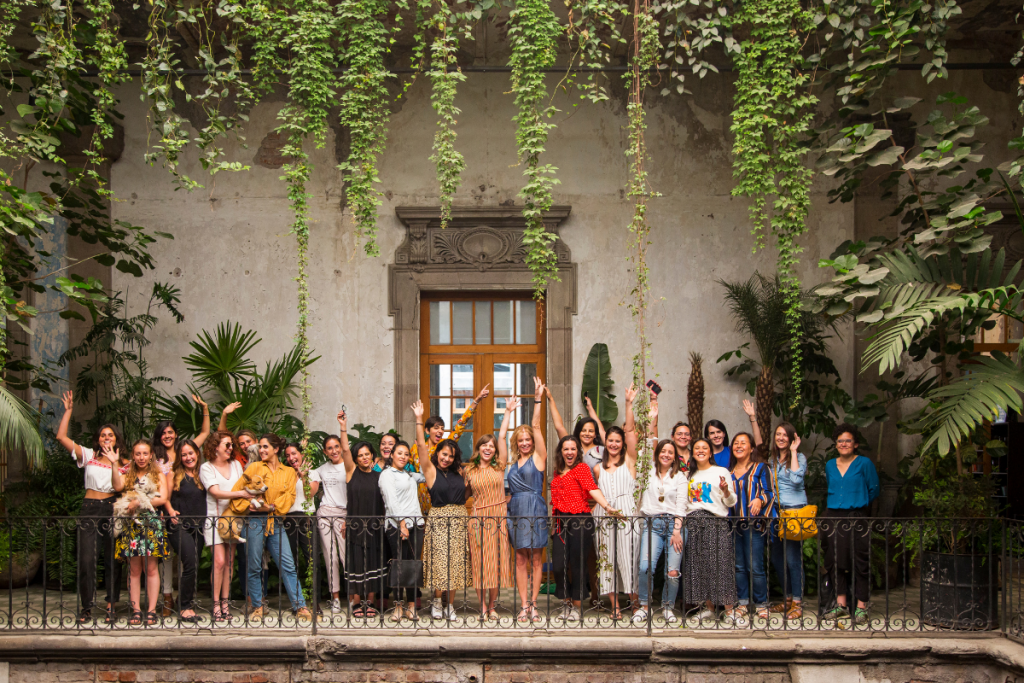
[581,343,617,425]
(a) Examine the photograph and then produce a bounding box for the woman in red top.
[550,435,619,622]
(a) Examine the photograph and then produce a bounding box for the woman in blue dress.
[498,377,548,624]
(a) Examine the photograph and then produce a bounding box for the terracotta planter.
[0,551,42,589]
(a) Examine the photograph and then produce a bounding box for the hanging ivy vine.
[626,0,659,505]
[729,0,816,412]
[508,0,562,298]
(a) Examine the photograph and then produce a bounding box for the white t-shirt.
[76,446,115,493]
[199,460,243,545]
[639,465,689,518]
[310,461,347,509]
[289,475,308,513]
[582,445,605,471]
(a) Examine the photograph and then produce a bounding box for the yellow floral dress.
[412,402,476,513]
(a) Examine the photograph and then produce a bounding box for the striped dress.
[465,466,514,588]
[594,464,639,595]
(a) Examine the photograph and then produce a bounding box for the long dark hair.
[573,417,604,447]
[770,422,798,468]
[652,439,680,478]
[688,438,714,477]
[554,435,582,475]
[430,438,462,471]
[728,432,757,471]
[260,433,287,461]
[703,419,729,452]
[151,420,177,463]
[601,426,627,470]
[172,439,205,492]
[350,441,377,468]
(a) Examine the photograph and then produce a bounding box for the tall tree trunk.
[755,364,774,439]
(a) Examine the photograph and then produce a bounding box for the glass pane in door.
[493,362,537,450]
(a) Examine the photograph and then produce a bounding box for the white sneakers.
[330,598,342,614]
[662,608,679,624]
[632,607,649,624]
[431,600,457,621]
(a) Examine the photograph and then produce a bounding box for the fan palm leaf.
[719,274,790,372]
[184,322,260,394]
[0,386,44,469]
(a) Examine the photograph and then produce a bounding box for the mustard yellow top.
[231,461,297,535]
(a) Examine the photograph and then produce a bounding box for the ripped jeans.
[638,515,682,608]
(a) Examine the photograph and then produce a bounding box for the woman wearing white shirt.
[633,439,688,625]
[55,391,127,625]
[684,438,740,626]
[378,440,425,622]
[312,417,350,614]
[199,430,252,622]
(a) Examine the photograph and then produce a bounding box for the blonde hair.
[509,425,536,459]
[124,441,160,490]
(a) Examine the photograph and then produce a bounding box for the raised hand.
[411,400,425,421]
[475,384,491,403]
[61,391,74,412]
[337,409,347,431]
[584,395,594,412]
[192,394,208,409]
[505,397,522,414]
[223,401,242,415]
[649,401,659,422]
[625,383,638,404]
[719,476,730,492]
[742,399,756,418]
[791,434,801,454]
[101,444,119,465]
[533,376,544,402]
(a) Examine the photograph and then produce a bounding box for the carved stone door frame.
[388,206,576,450]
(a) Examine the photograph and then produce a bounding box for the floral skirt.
[115,511,169,561]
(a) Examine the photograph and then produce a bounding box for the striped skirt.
[468,502,514,589]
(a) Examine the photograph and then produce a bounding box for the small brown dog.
[217,471,270,542]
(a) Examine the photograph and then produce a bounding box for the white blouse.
[75,447,115,493]
[638,465,689,518]
[379,467,425,528]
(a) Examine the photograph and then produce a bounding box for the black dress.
[346,468,386,597]
[167,473,207,609]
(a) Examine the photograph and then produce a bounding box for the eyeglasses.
[837,439,855,445]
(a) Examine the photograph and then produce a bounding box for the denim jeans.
[734,522,768,607]
[245,515,306,610]
[770,529,804,600]
[638,515,682,608]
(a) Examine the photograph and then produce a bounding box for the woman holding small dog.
[233,434,311,622]
[112,440,169,626]
[199,431,251,621]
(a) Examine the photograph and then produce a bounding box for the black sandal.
[129,611,143,626]
[76,609,92,625]
[145,611,159,626]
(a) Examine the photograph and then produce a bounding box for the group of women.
[56,373,880,627]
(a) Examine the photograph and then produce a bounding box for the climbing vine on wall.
[508,0,562,298]
[729,0,816,412]
[627,0,659,504]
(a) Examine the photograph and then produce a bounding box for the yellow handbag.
[772,463,818,541]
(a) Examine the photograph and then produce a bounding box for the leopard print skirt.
[423,504,470,591]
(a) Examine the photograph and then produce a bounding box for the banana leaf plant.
[581,343,617,425]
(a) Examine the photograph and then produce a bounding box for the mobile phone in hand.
[646,380,662,395]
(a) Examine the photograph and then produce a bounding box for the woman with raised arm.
[766,421,807,621]
[548,388,606,470]
[414,400,469,621]
[337,416,386,619]
[411,385,490,511]
[112,440,169,626]
[465,425,513,622]
[163,439,206,623]
[312,417,350,615]
[685,439,740,626]
[503,377,548,624]
[151,394,210,617]
[379,440,426,622]
[199,431,251,622]
[594,384,642,621]
[56,391,126,625]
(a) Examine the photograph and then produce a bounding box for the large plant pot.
[0,551,42,589]
[922,551,997,630]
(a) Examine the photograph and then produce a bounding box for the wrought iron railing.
[0,514,1018,634]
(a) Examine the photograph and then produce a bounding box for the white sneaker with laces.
[443,604,457,621]
[632,607,649,624]
[662,608,679,624]
[330,598,342,614]
[697,608,715,621]
[431,599,443,620]
[567,607,581,622]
